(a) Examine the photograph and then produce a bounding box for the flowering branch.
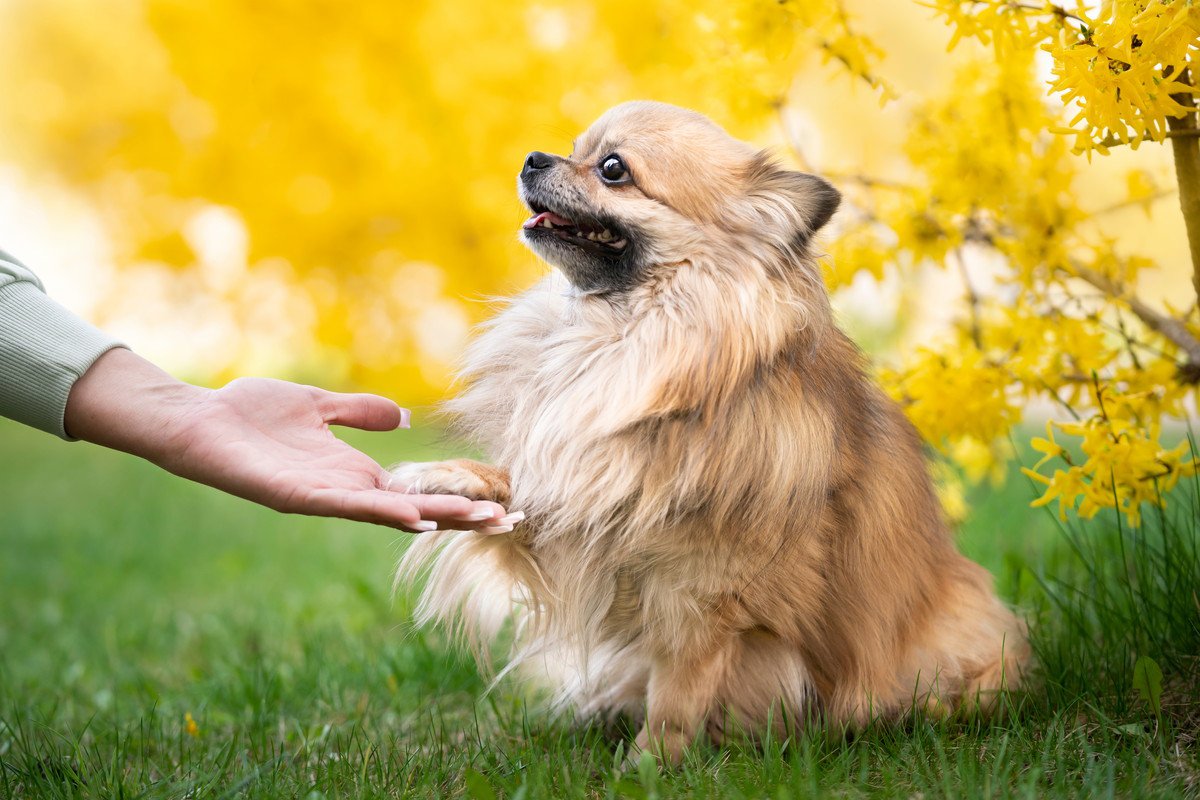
[1094,128,1200,150]
[1167,72,1200,302]
[954,249,984,349]
[1072,264,1200,382]
[958,0,1086,25]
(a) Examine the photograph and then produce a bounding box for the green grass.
[0,418,1196,798]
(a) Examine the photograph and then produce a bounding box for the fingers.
[477,510,525,534]
[316,389,410,431]
[303,487,430,532]
[405,494,515,532]
[301,488,518,534]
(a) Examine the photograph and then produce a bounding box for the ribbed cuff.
[0,281,126,439]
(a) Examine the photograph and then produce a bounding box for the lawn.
[0,418,1196,798]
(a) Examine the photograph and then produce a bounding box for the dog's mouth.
[522,204,628,256]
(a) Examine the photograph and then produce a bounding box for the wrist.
[64,348,212,463]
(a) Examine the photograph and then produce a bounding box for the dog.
[390,101,1028,763]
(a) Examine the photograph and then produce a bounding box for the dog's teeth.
[612,238,627,249]
[587,231,598,241]
[541,218,552,228]
[598,229,613,242]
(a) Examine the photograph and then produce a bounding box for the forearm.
[6,247,512,531]
[0,277,127,439]
[61,350,514,531]
[63,347,208,464]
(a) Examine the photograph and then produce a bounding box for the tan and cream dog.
[390,101,1027,762]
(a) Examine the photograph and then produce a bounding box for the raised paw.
[388,459,512,506]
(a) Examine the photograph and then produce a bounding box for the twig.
[1116,314,1144,371]
[960,0,1087,25]
[825,172,915,191]
[1039,378,1083,420]
[953,248,984,349]
[1095,128,1200,150]
[1088,190,1176,218]
[819,0,892,96]
[1007,1,1085,24]
[1072,264,1200,382]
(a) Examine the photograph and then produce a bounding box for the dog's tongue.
[523,210,574,229]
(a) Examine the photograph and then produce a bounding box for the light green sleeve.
[0,249,126,439]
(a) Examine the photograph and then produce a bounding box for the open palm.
[159,378,509,532]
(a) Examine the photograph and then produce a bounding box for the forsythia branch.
[1095,128,1200,150]
[1007,1,1084,24]
[1166,73,1200,302]
[1072,264,1200,382]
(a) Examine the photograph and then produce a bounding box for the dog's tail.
[395,528,550,671]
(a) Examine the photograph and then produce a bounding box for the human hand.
[65,348,513,532]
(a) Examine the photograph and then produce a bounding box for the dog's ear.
[782,171,841,235]
[745,153,841,244]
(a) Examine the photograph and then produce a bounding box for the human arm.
[62,346,517,533]
[0,248,125,437]
[1,250,516,533]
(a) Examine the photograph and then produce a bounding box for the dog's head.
[518,101,840,293]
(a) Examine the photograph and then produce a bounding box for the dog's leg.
[388,459,511,506]
[632,645,730,766]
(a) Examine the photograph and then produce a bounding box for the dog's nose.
[522,151,555,177]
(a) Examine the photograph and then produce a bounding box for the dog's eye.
[599,155,629,183]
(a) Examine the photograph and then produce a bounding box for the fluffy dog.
[391,101,1027,762]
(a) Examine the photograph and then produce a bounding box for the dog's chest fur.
[447,274,825,651]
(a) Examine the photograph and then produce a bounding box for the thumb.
[317,390,411,431]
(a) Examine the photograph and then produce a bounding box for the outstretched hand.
[65,348,513,532]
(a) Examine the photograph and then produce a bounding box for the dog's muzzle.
[521,150,561,186]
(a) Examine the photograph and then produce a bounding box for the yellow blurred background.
[0,0,1186,406]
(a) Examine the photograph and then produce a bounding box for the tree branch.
[953,248,983,349]
[824,172,914,191]
[1072,264,1200,382]
[963,1,1086,25]
[1008,1,1085,24]
[1088,190,1175,218]
[1095,128,1200,150]
[1166,71,1200,303]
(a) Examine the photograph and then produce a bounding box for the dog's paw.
[387,459,511,505]
[628,725,688,768]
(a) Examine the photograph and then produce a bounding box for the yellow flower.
[1023,465,1089,522]
[933,461,970,524]
[1030,421,1066,472]
[1044,0,1200,153]
[1023,390,1197,527]
[883,342,1021,450]
[185,712,199,737]
[950,437,1012,486]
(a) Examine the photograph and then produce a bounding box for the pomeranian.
[390,101,1027,763]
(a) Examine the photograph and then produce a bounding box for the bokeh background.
[2,3,1198,795]
[0,0,1188,407]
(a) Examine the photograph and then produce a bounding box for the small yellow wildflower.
[1024,396,1196,527]
[933,461,969,524]
[185,712,199,737]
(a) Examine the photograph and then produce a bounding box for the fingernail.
[480,524,513,535]
[498,511,525,526]
[461,508,496,522]
[398,407,411,429]
[411,520,437,532]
